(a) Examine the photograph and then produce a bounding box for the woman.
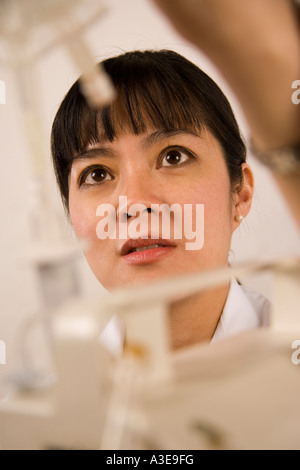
[51,49,270,350]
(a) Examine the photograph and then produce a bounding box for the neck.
[168,282,230,350]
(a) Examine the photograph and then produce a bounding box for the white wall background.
[1,0,300,386]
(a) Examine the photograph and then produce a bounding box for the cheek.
[184,179,233,221]
[69,196,98,241]
[69,196,115,285]
[208,188,233,219]
[206,188,233,232]
[184,178,234,254]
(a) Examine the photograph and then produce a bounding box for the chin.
[102,267,186,292]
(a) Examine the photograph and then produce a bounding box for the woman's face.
[68,127,252,289]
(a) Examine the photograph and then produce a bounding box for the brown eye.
[161,148,191,167]
[79,166,112,186]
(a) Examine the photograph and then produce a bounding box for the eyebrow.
[72,146,118,162]
[140,129,201,149]
[72,128,202,162]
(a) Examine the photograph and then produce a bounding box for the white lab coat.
[212,278,271,343]
[100,278,271,355]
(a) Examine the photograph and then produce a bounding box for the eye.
[79,165,113,186]
[160,147,194,167]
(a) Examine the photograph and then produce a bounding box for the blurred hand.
[152,0,300,151]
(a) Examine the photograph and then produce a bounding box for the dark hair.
[51,49,246,208]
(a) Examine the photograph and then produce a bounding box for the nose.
[116,173,164,222]
[124,206,152,219]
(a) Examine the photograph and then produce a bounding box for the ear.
[232,163,254,232]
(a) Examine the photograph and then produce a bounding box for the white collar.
[211,278,269,343]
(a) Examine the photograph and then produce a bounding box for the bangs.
[56,51,208,162]
[95,72,205,142]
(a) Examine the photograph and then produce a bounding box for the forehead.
[86,128,202,150]
[71,127,225,168]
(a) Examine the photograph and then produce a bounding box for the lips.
[119,238,176,265]
[120,238,176,256]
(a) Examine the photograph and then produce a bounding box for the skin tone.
[68,127,254,349]
[152,0,300,229]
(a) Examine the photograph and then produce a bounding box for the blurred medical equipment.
[0,0,115,311]
[1,258,300,450]
[1,0,300,451]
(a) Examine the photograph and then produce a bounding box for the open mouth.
[128,243,167,253]
[120,238,176,265]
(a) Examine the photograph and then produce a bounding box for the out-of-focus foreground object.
[0,0,116,449]
[1,258,300,449]
[0,0,115,310]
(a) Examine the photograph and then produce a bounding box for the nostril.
[125,206,152,218]
[117,199,155,221]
